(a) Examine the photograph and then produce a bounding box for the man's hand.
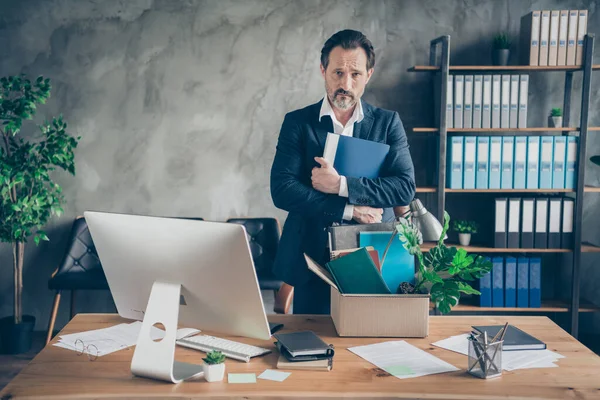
[352,206,384,224]
[311,157,341,194]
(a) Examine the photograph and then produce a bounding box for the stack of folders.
[447,136,578,190]
[495,197,573,249]
[520,10,588,66]
[443,74,528,129]
[479,256,541,308]
[275,331,335,371]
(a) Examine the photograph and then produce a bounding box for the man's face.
[320,46,373,111]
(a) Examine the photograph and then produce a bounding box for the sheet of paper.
[228,373,257,383]
[348,341,459,379]
[258,369,291,382]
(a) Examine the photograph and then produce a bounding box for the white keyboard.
[176,334,271,363]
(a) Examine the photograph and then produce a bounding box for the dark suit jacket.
[270,99,416,286]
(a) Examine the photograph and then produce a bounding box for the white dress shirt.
[318,95,364,221]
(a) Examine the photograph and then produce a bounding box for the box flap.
[304,253,339,291]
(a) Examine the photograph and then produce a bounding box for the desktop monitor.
[84,211,271,340]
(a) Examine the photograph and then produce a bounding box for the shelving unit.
[409,35,597,337]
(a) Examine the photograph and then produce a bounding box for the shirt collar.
[319,94,364,124]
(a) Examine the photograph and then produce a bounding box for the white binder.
[518,75,528,128]
[562,198,574,248]
[492,75,501,128]
[482,75,492,129]
[509,75,519,128]
[566,10,579,65]
[463,76,473,129]
[446,75,453,128]
[454,75,464,129]
[539,10,551,66]
[548,199,562,248]
[472,75,482,129]
[575,10,588,65]
[508,198,521,248]
[521,199,535,248]
[534,198,548,249]
[495,198,508,248]
[500,75,510,128]
[557,10,569,66]
[548,10,560,66]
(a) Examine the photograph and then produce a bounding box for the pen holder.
[467,339,503,379]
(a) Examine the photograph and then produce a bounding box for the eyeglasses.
[73,338,130,361]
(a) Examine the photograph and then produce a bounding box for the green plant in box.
[395,212,493,314]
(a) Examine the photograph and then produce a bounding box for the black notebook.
[472,325,546,351]
[273,331,334,358]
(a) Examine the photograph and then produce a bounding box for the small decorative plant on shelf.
[395,212,493,314]
[202,350,226,382]
[452,220,478,246]
[492,33,511,66]
[550,107,563,128]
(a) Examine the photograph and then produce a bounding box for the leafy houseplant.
[395,212,493,314]
[202,350,226,382]
[452,220,478,246]
[492,33,511,66]
[550,107,563,128]
[0,75,79,354]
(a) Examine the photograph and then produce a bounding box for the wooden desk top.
[2,314,600,399]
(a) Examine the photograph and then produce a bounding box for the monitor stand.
[130,281,204,383]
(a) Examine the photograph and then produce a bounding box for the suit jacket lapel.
[312,100,332,150]
[354,101,374,141]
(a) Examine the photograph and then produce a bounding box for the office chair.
[226,217,293,314]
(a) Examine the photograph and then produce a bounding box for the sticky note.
[258,369,291,382]
[384,365,415,376]
[228,373,257,384]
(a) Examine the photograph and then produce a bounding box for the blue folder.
[517,257,529,308]
[565,136,578,189]
[489,137,502,189]
[539,136,554,189]
[552,136,567,189]
[324,133,390,179]
[492,257,504,307]
[526,136,540,189]
[504,257,517,308]
[529,257,541,308]
[501,137,514,189]
[463,136,476,189]
[513,136,527,189]
[447,136,464,189]
[479,257,492,307]
[476,137,489,189]
[359,232,415,292]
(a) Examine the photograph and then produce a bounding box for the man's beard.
[329,88,357,110]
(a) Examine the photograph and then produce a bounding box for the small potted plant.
[452,220,478,246]
[550,107,563,128]
[492,33,511,66]
[202,350,226,382]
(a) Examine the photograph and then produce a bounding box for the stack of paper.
[348,341,459,379]
[53,321,200,356]
[432,334,564,370]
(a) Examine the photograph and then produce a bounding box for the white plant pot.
[551,116,563,128]
[458,233,472,246]
[203,362,225,382]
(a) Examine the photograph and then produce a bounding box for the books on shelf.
[480,256,541,308]
[520,9,588,66]
[445,136,578,190]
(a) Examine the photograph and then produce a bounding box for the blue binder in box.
[359,232,415,293]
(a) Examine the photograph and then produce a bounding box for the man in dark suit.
[270,30,415,314]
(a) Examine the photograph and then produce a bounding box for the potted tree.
[202,350,226,382]
[452,220,478,246]
[550,108,563,128]
[492,33,511,66]
[395,212,492,314]
[0,75,79,354]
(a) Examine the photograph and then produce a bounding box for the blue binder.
[529,257,541,308]
[447,136,464,189]
[517,257,529,308]
[492,257,504,307]
[565,136,578,189]
[501,137,514,189]
[539,136,554,189]
[489,136,502,189]
[476,137,489,189]
[526,136,540,189]
[323,133,390,179]
[552,136,567,189]
[504,257,517,308]
[359,232,415,291]
[463,136,476,189]
[480,258,492,307]
[513,136,527,189]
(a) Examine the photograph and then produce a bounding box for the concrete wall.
[0,0,598,334]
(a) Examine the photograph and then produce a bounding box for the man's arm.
[346,112,416,208]
[270,113,347,223]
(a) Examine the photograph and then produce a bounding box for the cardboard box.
[304,254,430,338]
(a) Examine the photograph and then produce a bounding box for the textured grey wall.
[0,0,598,334]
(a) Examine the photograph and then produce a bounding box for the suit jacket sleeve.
[270,113,347,223]
[346,112,416,208]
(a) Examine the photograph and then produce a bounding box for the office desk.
[2,314,600,399]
